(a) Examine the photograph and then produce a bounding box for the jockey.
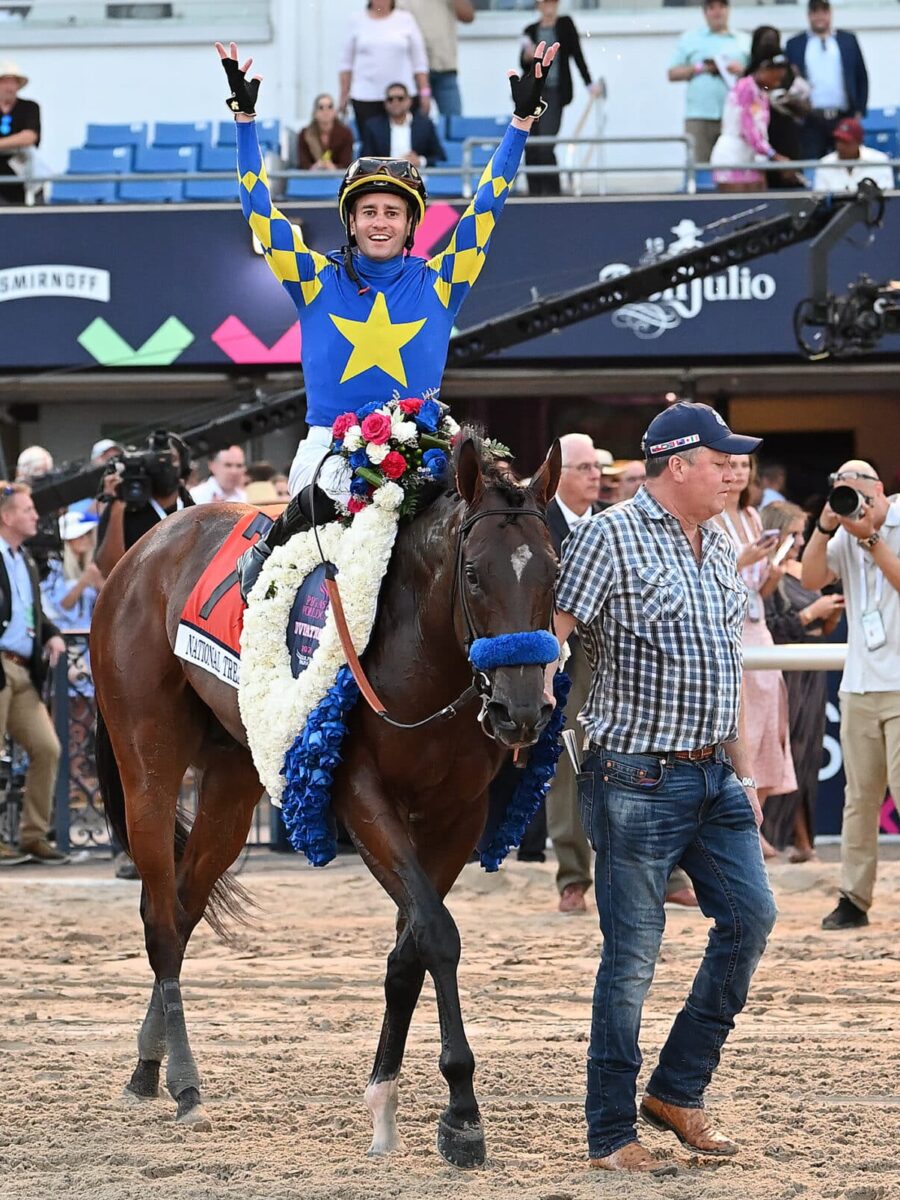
[215,40,559,597]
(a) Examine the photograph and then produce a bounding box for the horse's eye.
[464,563,479,588]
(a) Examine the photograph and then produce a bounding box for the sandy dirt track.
[1,850,898,1200]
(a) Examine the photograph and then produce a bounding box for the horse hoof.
[367,1136,405,1158]
[175,1088,212,1132]
[436,1115,486,1169]
[122,1084,158,1103]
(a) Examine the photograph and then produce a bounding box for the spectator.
[0,60,39,207]
[750,26,810,189]
[802,459,900,930]
[297,94,354,172]
[812,116,894,193]
[759,460,787,507]
[786,0,868,161]
[245,460,276,483]
[361,81,446,168]
[271,473,291,501]
[761,501,844,861]
[15,445,53,483]
[714,453,797,856]
[520,0,601,197]
[711,53,790,192]
[42,512,103,645]
[398,0,475,119]
[668,0,750,168]
[617,460,646,501]
[190,446,247,504]
[553,402,775,1171]
[338,0,431,136]
[0,482,67,865]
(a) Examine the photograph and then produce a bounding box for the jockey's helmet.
[338,157,428,251]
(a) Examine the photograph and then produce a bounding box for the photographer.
[95,431,194,579]
[802,459,900,930]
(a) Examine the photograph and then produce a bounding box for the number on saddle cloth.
[286,562,333,679]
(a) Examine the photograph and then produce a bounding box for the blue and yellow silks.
[236,120,527,428]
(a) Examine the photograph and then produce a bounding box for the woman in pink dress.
[711,54,790,191]
[714,455,797,857]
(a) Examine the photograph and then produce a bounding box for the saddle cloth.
[174,509,273,688]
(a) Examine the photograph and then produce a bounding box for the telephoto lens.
[828,484,867,520]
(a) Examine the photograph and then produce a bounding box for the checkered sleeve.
[426,123,528,317]
[555,521,614,627]
[236,120,332,308]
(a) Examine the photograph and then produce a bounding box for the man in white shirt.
[813,117,894,193]
[190,445,247,504]
[359,82,446,170]
[802,460,900,929]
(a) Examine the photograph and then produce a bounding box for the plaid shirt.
[556,487,747,754]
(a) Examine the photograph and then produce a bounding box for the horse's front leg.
[365,920,425,1156]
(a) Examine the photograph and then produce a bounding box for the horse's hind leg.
[365,920,425,1155]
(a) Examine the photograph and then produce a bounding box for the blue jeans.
[430,70,462,119]
[578,746,777,1159]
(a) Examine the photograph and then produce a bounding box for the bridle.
[323,501,555,735]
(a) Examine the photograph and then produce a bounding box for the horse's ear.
[528,439,562,507]
[455,437,484,506]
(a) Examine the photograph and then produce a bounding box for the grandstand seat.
[68,146,133,174]
[446,115,508,142]
[49,180,118,204]
[216,120,237,147]
[426,173,464,198]
[693,169,717,193]
[118,180,185,203]
[84,122,148,149]
[862,108,899,158]
[183,178,239,202]
[216,117,280,151]
[133,145,198,173]
[284,173,341,199]
[199,144,237,172]
[153,121,212,148]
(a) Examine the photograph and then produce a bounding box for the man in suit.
[0,482,67,864]
[360,82,446,170]
[786,0,868,160]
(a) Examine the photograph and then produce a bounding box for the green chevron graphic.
[77,316,194,366]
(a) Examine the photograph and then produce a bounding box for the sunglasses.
[386,93,408,102]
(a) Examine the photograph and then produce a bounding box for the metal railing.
[744,643,848,672]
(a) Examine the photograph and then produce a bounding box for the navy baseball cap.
[641,402,762,459]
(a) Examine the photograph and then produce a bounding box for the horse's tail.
[96,707,256,945]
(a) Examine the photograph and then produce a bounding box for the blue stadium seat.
[118,180,185,203]
[694,169,717,193]
[284,173,341,199]
[426,173,464,198]
[862,107,899,156]
[85,122,147,149]
[133,145,198,173]
[67,145,133,174]
[49,180,118,204]
[216,120,237,147]
[183,178,239,202]
[153,121,212,148]
[199,144,237,172]
[446,115,508,142]
[256,119,281,151]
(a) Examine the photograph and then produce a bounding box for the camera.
[828,484,869,521]
[104,430,190,510]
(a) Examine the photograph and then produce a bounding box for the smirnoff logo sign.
[601,219,776,341]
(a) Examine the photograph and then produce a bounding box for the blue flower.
[415,399,441,433]
[356,400,383,420]
[349,449,369,470]
[422,448,449,478]
[350,475,371,497]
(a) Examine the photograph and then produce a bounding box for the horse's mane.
[412,425,529,518]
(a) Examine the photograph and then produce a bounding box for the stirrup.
[237,541,272,603]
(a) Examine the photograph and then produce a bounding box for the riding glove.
[220,57,260,116]
[508,59,550,121]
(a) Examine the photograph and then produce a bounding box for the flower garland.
[331,395,510,522]
[479,670,572,873]
[238,502,400,804]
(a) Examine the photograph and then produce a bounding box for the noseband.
[326,504,559,734]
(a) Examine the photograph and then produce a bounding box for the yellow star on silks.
[330,292,427,386]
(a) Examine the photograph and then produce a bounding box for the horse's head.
[454,436,562,749]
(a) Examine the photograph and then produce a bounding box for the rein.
[323,503,554,733]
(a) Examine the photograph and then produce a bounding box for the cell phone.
[771,536,794,566]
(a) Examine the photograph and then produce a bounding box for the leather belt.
[672,744,720,762]
[1,651,30,669]
[813,107,848,121]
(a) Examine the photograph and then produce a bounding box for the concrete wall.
[9,1,900,174]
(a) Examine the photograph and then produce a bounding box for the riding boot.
[238,486,338,601]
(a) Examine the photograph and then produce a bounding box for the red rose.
[398,398,422,415]
[381,451,408,480]
[332,412,358,440]
[347,496,367,514]
[360,412,392,445]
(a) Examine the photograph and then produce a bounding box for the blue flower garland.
[479,669,572,873]
[280,665,360,866]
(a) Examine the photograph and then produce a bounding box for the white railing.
[744,644,847,672]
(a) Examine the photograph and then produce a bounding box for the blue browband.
[469,630,560,671]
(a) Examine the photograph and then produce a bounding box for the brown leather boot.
[589,1140,677,1174]
[640,1094,738,1156]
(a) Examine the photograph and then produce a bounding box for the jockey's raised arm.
[213,39,558,599]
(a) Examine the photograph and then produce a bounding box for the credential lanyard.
[149,497,184,521]
[859,553,884,614]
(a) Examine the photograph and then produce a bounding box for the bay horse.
[90,436,561,1168]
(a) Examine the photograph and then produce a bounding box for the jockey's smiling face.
[349,194,413,261]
